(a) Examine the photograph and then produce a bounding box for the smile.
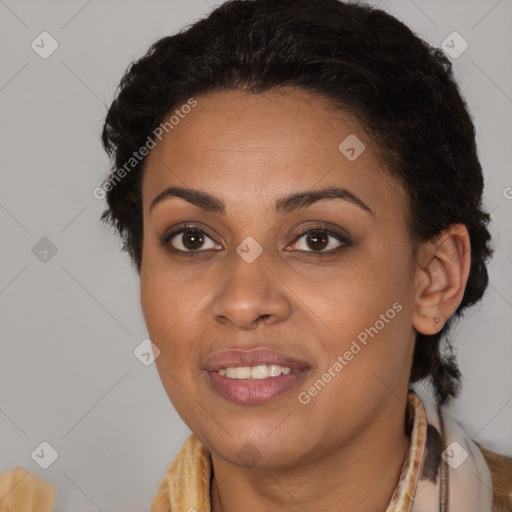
[203,349,311,405]
[218,364,291,379]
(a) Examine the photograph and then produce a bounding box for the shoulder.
[474,441,512,512]
[0,465,55,511]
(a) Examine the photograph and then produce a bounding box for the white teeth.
[268,364,281,376]
[251,365,269,379]
[226,367,237,378]
[217,364,292,379]
[235,367,252,379]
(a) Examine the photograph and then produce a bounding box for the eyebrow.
[149,185,374,215]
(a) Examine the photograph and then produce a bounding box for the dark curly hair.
[100,0,493,405]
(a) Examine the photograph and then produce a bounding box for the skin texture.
[140,87,471,512]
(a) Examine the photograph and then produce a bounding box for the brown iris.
[305,231,328,251]
[182,230,205,250]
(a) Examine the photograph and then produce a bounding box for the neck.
[210,393,411,512]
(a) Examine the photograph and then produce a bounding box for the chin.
[204,427,310,469]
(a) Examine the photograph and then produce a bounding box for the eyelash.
[159,223,351,259]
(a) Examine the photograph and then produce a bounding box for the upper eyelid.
[294,225,349,237]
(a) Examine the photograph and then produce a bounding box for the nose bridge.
[210,245,291,329]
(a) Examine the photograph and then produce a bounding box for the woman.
[1,0,510,510]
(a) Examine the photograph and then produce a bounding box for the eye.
[288,226,351,255]
[160,224,222,254]
[160,223,351,257]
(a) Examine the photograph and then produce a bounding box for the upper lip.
[203,349,311,372]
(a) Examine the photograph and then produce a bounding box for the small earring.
[433,317,439,323]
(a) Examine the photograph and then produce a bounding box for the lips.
[203,349,311,405]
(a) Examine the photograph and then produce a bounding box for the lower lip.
[206,370,309,405]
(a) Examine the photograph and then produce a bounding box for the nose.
[209,249,293,331]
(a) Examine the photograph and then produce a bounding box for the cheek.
[308,242,414,378]
[140,251,204,339]
[140,256,209,377]
[311,258,402,330]
[140,268,200,411]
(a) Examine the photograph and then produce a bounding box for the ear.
[412,224,471,335]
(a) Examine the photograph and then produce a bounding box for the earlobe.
[412,224,471,335]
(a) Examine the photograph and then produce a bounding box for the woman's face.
[140,87,419,468]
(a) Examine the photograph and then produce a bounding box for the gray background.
[0,0,511,510]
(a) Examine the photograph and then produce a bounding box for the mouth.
[218,364,292,379]
[203,349,311,405]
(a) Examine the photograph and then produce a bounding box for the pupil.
[184,230,203,250]
[308,232,327,250]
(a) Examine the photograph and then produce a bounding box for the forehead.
[141,87,405,218]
